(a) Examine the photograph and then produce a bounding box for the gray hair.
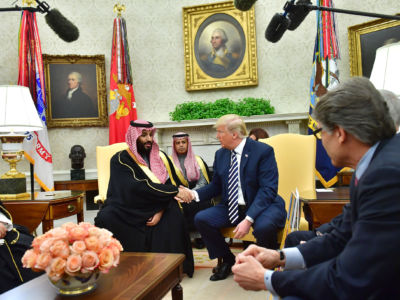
[212,28,228,44]
[69,72,82,83]
[215,114,247,138]
[380,89,400,128]
[314,77,396,145]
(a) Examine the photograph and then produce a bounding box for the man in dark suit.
[232,77,400,299]
[284,88,400,248]
[189,114,286,281]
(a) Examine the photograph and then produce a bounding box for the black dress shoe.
[209,262,232,281]
[212,264,220,274]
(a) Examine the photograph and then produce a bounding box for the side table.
[54,179,98,210]
[301,187,350,230]
[2,190,84,233]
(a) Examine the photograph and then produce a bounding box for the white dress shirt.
[193,138,254,223]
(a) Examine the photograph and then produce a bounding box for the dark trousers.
[181,199,214,232]
[284,230,317,248]
[194,203,282,263]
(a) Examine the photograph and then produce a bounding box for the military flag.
[18,10,54,191]
[109,16,137,144]
[308,0,348,187]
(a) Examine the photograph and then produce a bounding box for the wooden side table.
[2,190,84,233]
[337,170,354,186]
[301,187,350,229]
[54,179,98,210]
[2,252,185,300]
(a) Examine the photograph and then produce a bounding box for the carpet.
[193,247,243,269]
[162,247,276,300]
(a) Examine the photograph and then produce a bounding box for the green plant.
[169,97,275,121]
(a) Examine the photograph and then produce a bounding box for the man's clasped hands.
[232,244,286,291]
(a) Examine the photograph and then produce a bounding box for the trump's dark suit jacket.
[197,138,285,225]
[272,134,400,300]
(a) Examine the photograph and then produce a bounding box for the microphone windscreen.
[265,13,290,43]
[287,0,311,30]
[45,9,79,42]
[234,0,258,11]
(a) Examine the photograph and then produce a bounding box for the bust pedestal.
[70,169,85,180]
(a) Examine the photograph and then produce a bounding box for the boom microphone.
[265,13,290,43]
[32,0,79,42]
[234,0,258,11]
[44,8,79,42]
[287,0,312,30]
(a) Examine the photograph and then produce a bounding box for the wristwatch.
[277,249,285,261]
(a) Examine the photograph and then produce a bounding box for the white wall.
[0,0,399,177]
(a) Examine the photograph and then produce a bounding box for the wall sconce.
[0,85,43,199]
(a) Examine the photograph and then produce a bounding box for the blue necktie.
[228,150,239,224]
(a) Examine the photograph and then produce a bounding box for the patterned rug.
[193,247,243,269]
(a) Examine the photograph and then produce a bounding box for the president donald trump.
[190,114,286,281]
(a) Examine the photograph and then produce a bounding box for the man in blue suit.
[190,114,286,281]
[232,77,400,299]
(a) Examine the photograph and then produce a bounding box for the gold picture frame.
[348,17,400,77]
[183,1,258,91]
[43,54,108,128]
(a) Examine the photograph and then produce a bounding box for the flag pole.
[30,163,34,200]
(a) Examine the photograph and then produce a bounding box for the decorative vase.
[48,271,101,296]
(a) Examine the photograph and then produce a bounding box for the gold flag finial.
[22,0,35,7]
[113,3,126,17]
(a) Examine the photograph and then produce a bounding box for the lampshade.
[370,41,400,96]
[0,85,43,134]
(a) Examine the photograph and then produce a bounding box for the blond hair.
[215,114,247,138]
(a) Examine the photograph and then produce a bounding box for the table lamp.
[0,85,43,199]
[369,41,400,96]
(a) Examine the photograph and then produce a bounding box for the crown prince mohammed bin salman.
[95,120,194,277]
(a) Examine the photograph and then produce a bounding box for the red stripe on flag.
[34,132,52,163]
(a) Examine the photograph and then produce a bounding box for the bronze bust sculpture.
[69,145,86,180]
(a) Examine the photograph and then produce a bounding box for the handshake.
[175,186,195,203]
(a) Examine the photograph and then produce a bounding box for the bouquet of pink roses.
[21,222,123,281]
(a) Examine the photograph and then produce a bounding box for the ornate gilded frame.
[348,17,400,77]
[43,54,108,128]
[183,1,258,91]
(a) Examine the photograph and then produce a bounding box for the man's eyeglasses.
[312,128,322,139]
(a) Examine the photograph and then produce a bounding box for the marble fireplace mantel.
[154,112,309,166]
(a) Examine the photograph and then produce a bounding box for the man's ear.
[336,127,347,144]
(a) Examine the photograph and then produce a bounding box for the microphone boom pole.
[0,0,49,13]
[298,4,400,21]
[0,6,41,13]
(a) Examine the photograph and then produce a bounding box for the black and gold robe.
[94,150,194,277]
[169,155,215,231]
[0,201,43,293]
